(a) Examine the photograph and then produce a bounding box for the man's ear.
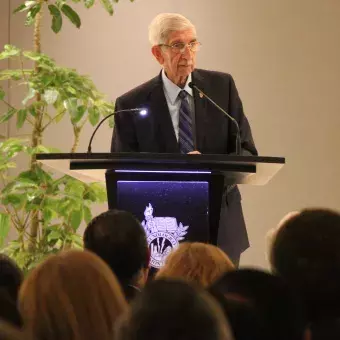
[152,46,164,65]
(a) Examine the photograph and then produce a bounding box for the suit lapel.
[149,74,179,153]
[192,70,208,152]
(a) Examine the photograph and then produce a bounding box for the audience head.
[0,292,22,328]
[19,250,128,340]
[310,317,340,340]
[0,254,23,302]
[84,210,149,300]
[270,208,340,322]
[208,289,265,340]
[117,279,233,340]
[155,242,234,287]
[0,321,26,340]
[210,268,307,340]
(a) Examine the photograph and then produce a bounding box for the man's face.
[152,29,197,84]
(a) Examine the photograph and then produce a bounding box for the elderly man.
[111,13,257,265]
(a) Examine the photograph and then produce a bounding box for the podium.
[37,152,284,269]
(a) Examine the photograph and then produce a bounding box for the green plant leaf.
[25,1,37,8]
[2,193,25,208]
[22,87,36,105]
[69,209,83,231]
[16,109,27,129]
[28,106,36,117]
[47,230,62,242]
[0,88,5,100]
[70,234,83,249]
[88,106,100,126]
[61,5,81,28]
[71,105,86,124]
[84,0,95,8]
[87,183,107,202]
[65,98,77,116]
[65,179,85,197]
[0,109,17,124]
[22,51,42,61]
[0,213,10,248]
[48,5,63,33]
[83,205,92,224]
[0,45,21,60]
[13,3,27,13]
[43,89,59,104]
[25,11,34,26]
[100,0,113,15]
[29,4,41,19]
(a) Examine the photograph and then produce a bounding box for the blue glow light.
[139,109,148,116]
[115,170,211,174]
[118,181,208,184]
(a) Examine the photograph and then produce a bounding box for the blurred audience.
[208,289,264,340]
[0,321,26,340]
[84,209,149,302]
[0,254,23,302]
[19,250,128,340]
[310,317,340,340]
[155,242,234,287]
[210,268,308,340]
[117,279,234,340]
[0,255,23,327]
[269,208,340,323]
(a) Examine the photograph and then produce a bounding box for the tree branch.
[42,110,65,131]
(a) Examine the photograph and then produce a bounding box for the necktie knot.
[178,90,188,100]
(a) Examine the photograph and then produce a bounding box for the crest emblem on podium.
[141,203,189,269]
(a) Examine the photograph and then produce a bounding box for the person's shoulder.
[116,75,160,104]
[194,68,234,81]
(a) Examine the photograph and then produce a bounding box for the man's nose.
[182,45,192,58]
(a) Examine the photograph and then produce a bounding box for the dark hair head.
[270,208,340,322]
[210,269,307,340]
[0,292,22,328]
[209,289,265,340]
[0,255,23,302]
[84,210,149,285]
[117,279,233,340]
[0,321,26,340]
[310,317,340,340]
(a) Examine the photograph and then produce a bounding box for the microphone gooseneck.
[87,108,144,153]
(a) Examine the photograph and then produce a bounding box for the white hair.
[148,13,197,46]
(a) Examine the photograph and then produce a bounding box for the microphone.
[87,108,147,153]
[188,82,241,155]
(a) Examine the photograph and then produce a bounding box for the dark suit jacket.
[111,69,257,260]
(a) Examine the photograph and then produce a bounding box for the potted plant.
[0,0,131,271]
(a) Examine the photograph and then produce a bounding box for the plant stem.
[71,125,81,153]
[28,2,44,251]
[42,110,65,131]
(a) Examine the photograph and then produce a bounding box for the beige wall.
[6,0,340,267]
[0,0,9,139]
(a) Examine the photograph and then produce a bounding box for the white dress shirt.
[161,69,195,141]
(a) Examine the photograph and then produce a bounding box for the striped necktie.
[178,90,194,154]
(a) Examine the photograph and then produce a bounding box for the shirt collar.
[161,69,193,105]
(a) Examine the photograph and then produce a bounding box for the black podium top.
[36,153,285,185]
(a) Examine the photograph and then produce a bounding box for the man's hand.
[187,150,201,155]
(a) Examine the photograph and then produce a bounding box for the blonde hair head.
[155,242,234,287]
[19,250,128,340]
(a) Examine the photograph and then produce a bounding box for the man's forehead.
[167,29,197,43]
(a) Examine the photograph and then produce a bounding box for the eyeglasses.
[159,41,202,54]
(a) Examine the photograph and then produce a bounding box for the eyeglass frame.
[159,41,202,54]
